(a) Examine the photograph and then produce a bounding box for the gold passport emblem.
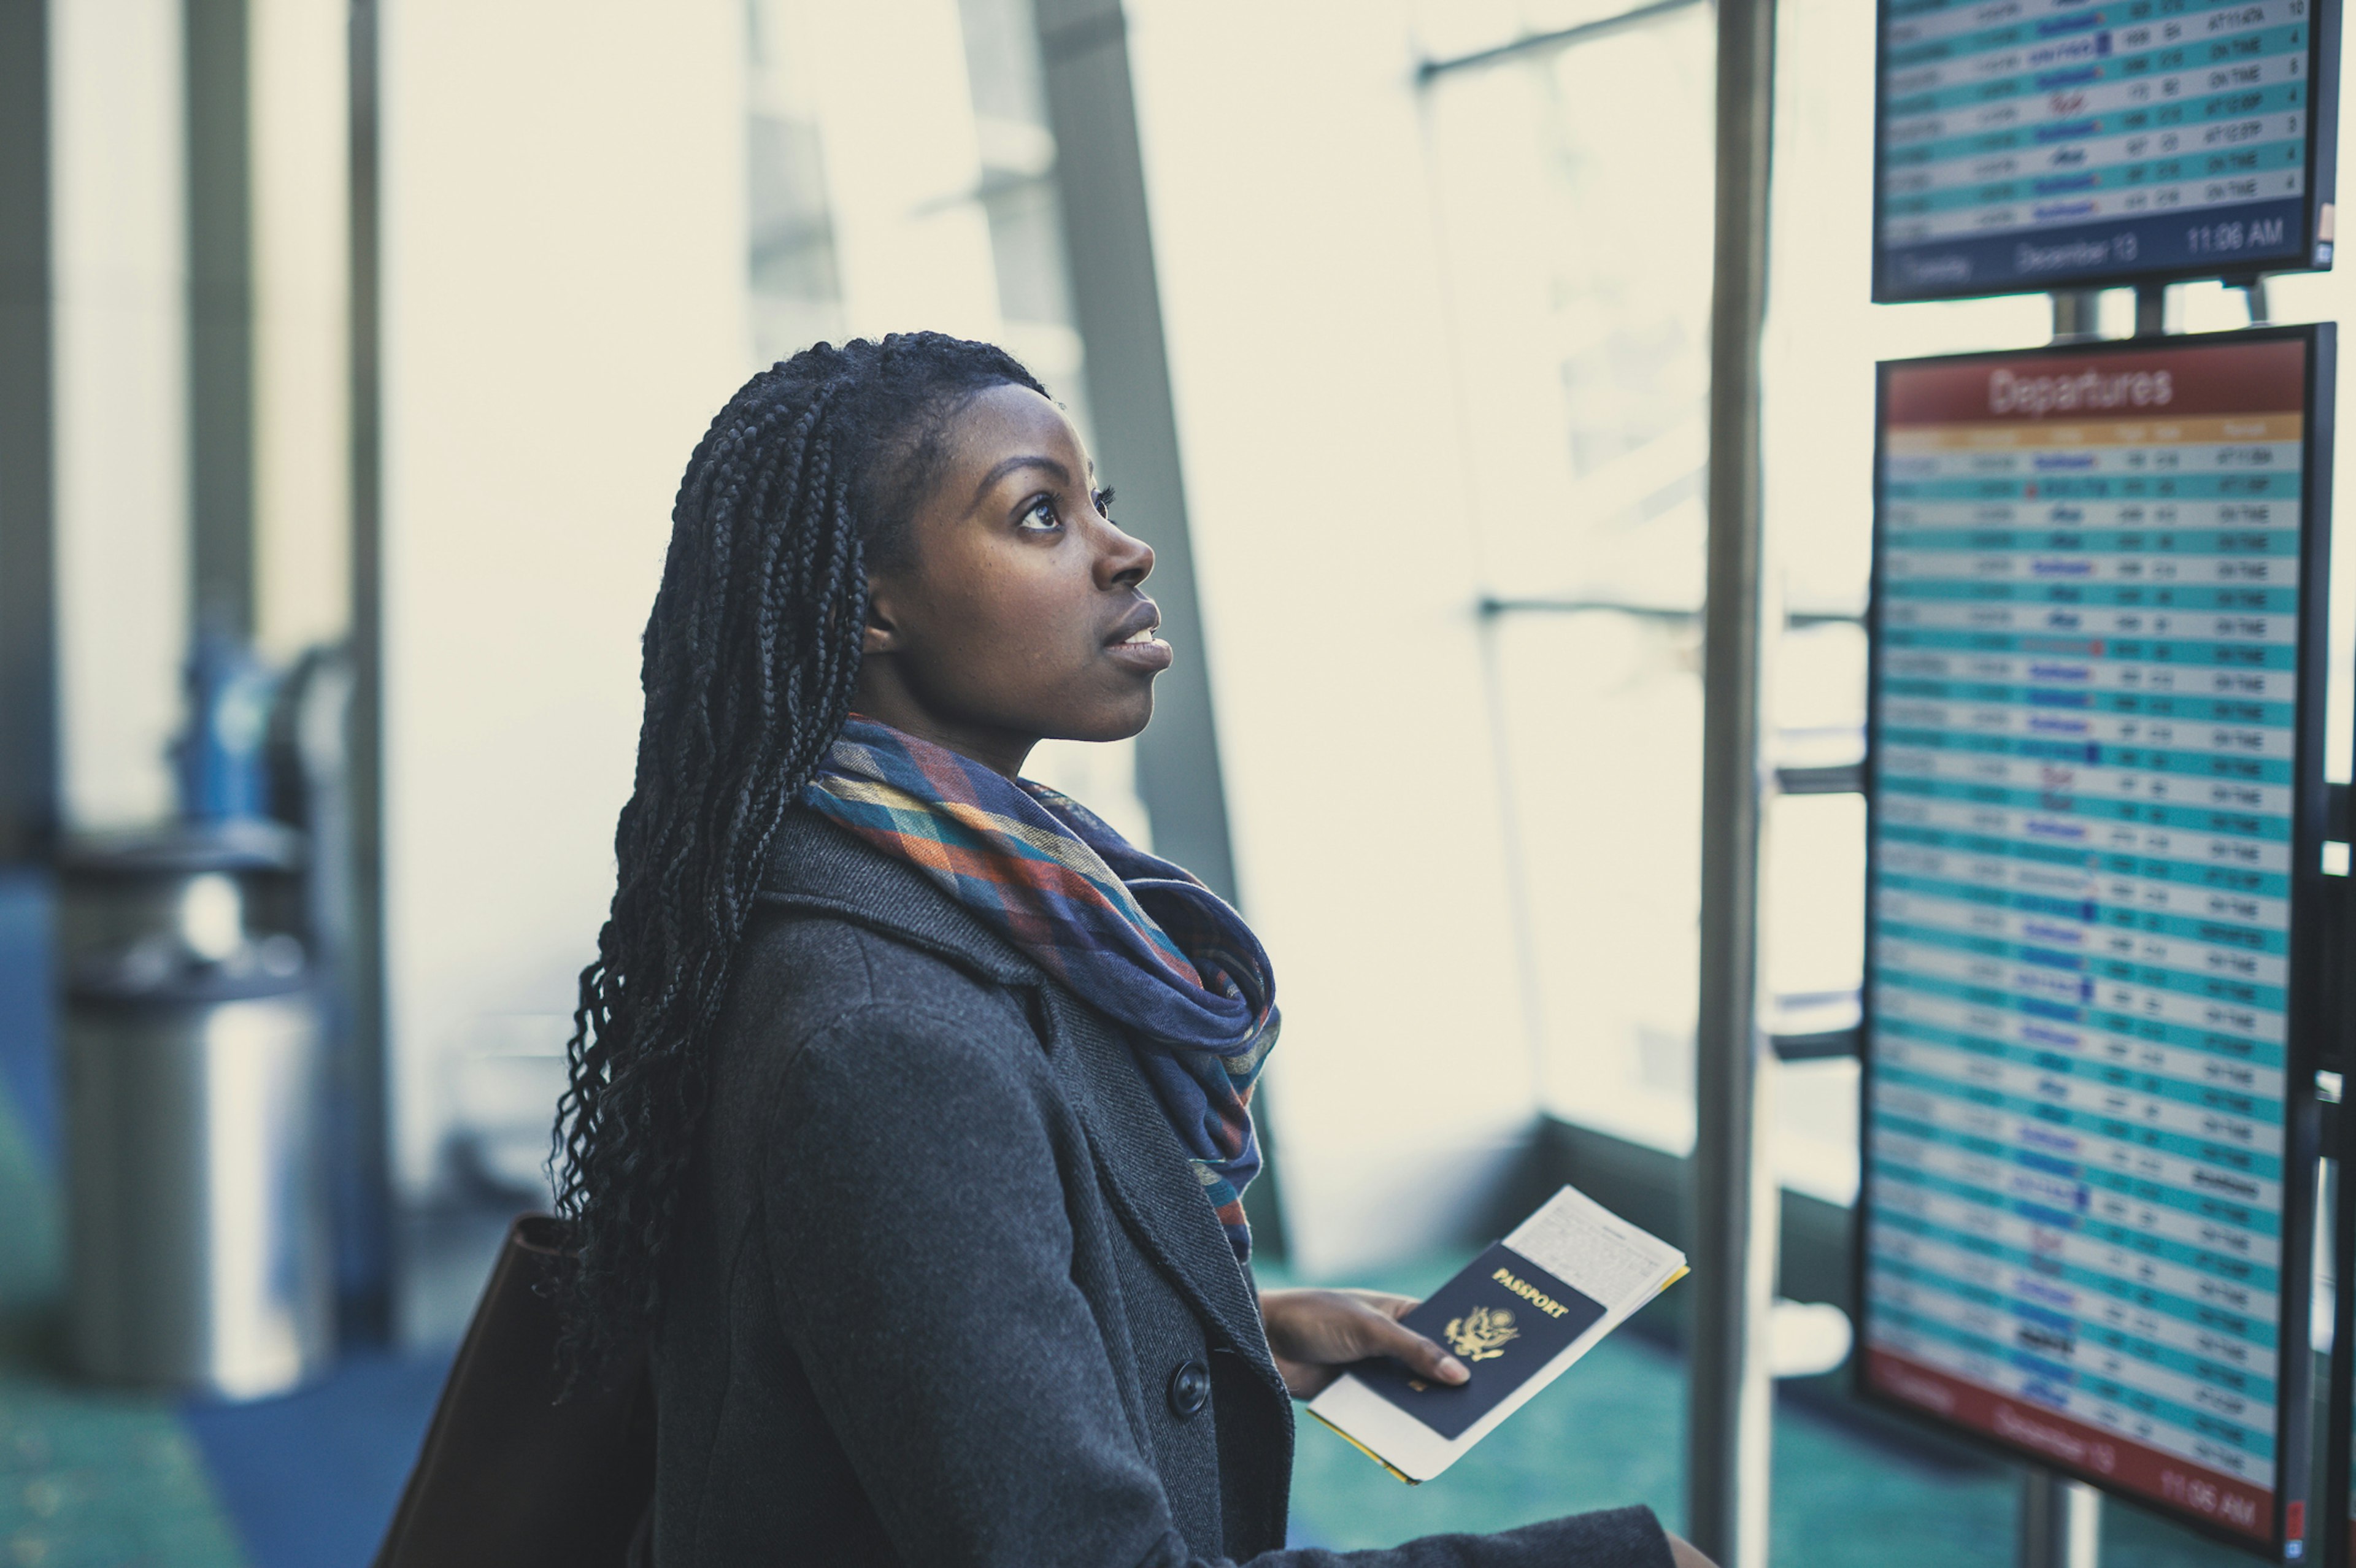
[1443,1304,1520,1362]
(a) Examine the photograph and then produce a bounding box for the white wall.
[50,0,190,831]
[1126,0,1542,1275]
[380,1,749,1196]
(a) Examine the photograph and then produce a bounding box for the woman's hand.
[1257,1288,1472,1399]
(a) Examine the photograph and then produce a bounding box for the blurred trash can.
[64,932,334,1399]
[55,820,303,968]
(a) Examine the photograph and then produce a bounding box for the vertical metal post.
[0,0,56,861]
[2133,282,2176,339]
[187,0,255,639]
[1690,0,1778,1559]
[2018,1471,2101,1568]
[1029,0,1281,1258]
[1030,0,1238,909]
[2050,289,2103,344]
[342,0,391,1340]
[2329,1125,2351,1568]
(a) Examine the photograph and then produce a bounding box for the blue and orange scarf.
[803,716,1278,1261]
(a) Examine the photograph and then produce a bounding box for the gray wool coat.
[650,811,1674,1568]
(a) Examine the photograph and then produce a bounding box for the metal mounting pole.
[344,0,393,1338]
[2018,1470,2101,1568]
[1688,0,1778,1558]
[2051,288,2103,344]
[1031,0,1238,908]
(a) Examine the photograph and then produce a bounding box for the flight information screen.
[1875,0,2338,302]
[1859,329,2331,1553]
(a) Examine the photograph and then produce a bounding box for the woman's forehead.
[945,383,1088,476]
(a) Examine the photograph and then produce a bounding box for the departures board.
[1858,327,2335,1557]
[1875,0,2340,303]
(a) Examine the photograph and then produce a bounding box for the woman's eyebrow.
[971,454,1070,509]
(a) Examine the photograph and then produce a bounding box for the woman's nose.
[1098,519,1155,589]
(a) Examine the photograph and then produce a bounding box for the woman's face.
[852,383,1168,776]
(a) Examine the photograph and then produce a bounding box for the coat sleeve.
[760,998,1674,1568]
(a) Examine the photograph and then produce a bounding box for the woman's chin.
[1045,691,1156,746]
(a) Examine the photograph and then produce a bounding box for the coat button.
[1168,1359,1211,1419]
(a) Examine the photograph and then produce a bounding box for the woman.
[555,333,1709,1567]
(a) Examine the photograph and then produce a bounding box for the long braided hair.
[553,333,1048,1377]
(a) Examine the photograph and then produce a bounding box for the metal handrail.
[1477,595,1862,628]
[1769,1026,1860,1061]
[1417,0,1708,83]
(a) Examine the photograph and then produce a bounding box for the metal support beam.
[1030,0,1238,907]
[343,0,392,1339]
[188,0,255,639]
[1030,0,1277,1253]
[2017,1471,2101,1568]
[1417,0,1707,82]
[1689,0,1778,1559]
[2050,289,2103,345]
[0,0,55,860]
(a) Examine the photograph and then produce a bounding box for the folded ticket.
[1306,1185,1687,1483]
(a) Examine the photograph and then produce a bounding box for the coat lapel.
[1037,986,1285,1399]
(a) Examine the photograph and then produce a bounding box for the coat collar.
[757,811,1040,986]
[756,811,1285,1396]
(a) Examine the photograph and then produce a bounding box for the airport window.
[1419,0,2050,1191]
[742,0,1144,841]
[747,0,849,366]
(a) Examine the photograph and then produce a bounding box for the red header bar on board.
[1866,1351,2279,1545]
[1884,339,2308,428]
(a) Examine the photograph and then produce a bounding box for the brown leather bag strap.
[372,1216,653,1568]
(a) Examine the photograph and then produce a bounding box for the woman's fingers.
[1358,1309,1470,1385]
[1257,1288,1473,1388]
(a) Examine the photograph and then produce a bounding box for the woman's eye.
[1092,486,1117,519]
[1018,497,1062,533]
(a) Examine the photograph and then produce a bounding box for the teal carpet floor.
[0,1078,245,1567]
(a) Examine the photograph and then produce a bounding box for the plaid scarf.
[802,716,1278,1260]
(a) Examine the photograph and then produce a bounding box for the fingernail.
[1441,1356,1469,1382]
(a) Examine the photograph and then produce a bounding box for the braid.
[553,332,1048,1380]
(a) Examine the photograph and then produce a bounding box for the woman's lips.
[1106,625,1173,672]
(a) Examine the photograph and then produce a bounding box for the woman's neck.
[848,669,1037,780]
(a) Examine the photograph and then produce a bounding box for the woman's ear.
[861,582,900,656]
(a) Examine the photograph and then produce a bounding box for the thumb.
[1365,1312,1470,1385]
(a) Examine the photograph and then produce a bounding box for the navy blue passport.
[1350,1243,1606,1440]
